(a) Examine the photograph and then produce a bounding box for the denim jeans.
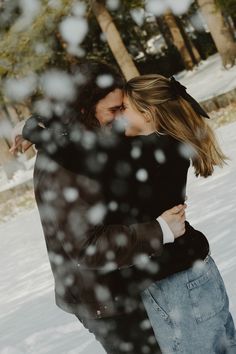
[141,256,236,354]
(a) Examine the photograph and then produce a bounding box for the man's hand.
[161,204,187,239]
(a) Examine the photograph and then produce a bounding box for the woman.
[120,74,236,353]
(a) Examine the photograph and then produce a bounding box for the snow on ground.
[176,53,236,102]
[0,157,35,193]
[0,121,236,353]
[0,209,105,354]
[0,169,33,193]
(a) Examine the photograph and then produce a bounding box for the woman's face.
[122,95,155,136]
[95,89,123,126]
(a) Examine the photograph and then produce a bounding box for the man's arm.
[78,221,163,269]
[77,205,185,271]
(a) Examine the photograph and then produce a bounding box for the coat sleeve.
[77,221,164,270]
[22,116,95,174]
[22,115,46,143]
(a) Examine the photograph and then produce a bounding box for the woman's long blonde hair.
[125,74,227,177]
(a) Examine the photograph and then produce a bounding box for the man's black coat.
[23,117,209,319]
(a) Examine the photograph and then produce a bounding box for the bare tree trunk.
[90,0,139,80]
[163,11,196,70]
[197,0,236,67]
[175,17,202,64]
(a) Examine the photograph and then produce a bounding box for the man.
[11,61,190,354]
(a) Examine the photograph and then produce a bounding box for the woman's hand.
[161,204,187,239]
[9,135,33,155]
[9,120,33,155]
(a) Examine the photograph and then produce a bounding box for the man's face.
[122,95,147,136]
[95,89,123,126]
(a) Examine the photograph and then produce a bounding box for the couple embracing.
[12,61,236,353]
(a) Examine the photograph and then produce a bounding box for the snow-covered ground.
[176,53,236,102]
[0,218,105,353]
[0,157,35,193]
[0,120,236,353]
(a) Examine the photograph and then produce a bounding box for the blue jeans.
[141,256,236,353]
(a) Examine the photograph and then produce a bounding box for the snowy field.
[0,120,236,354]
[176,53,236,102]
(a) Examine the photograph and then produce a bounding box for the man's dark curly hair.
[34,60,125,130]
[69,60,125,129]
